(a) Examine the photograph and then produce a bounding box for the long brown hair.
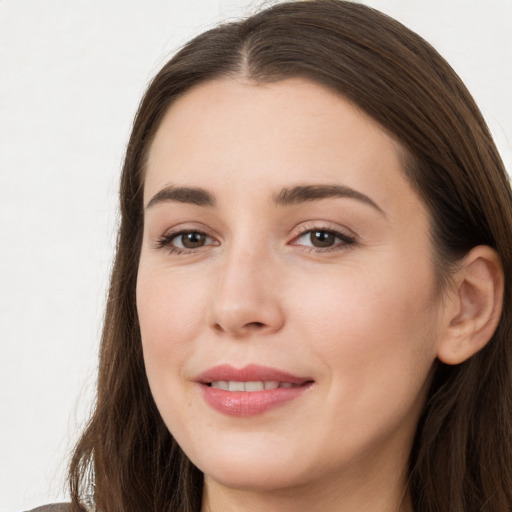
[69,1,512,510]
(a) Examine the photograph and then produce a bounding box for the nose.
[208,246,285,338]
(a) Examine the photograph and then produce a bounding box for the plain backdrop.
[0,1,511,510]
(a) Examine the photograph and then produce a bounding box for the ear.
[437,245,504,365]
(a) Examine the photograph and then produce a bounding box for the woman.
[36,0,512,510]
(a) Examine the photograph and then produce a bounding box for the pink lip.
[196,364,314,417]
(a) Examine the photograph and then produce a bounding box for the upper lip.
[196,364,312,385]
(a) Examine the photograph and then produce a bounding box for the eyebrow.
[145,183,384,215]
[272,184,384,215]
[146,185,216,209]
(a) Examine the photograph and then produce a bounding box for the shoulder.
[25,505,72,512]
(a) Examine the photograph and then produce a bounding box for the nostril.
[247,322,266,330]
[212,320,268,335]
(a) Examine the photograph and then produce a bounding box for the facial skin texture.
[137,78,450,512]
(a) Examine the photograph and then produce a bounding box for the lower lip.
[200,384,312,417]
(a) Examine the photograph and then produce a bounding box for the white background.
[0,1,510,510]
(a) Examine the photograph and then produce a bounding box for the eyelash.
[156,230,215,255]
[292,226,356,253]
[155,227,356,255]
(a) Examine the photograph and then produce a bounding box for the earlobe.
[437,245,504,365]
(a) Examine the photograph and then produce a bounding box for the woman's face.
[137,78,445,497]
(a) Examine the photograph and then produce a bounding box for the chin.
[188,439,313,492]
[202,464,308,493]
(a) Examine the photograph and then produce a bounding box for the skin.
[136,77,457,512]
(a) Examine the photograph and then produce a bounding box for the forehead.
[144,77,415,215]
[148,77,395,161]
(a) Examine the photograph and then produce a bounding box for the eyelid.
[290,221,357,239]
[154,226,219,254]
[289,223,358,252]
[152,221,357,255]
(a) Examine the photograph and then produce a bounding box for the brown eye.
[156,229,217,254]
[310,230,336,248]
[293,228,356,252]
[179,232,208,249]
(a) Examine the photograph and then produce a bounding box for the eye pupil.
[310,230,335,247]
[181,232,206,248]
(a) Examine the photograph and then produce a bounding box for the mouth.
[208,380,303,391]
[197,363,312,384]
[196,364,314,417]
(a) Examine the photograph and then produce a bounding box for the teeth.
[229,381,245,392]
[245,381,265,391]
[210,381,298,391]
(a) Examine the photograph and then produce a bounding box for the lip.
[196,364,314,417]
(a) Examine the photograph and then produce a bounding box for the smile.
[197,364,314,417]
[209,381,300,391]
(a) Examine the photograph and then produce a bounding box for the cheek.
[293,261,439,391]
[291,266,439,456]
[136,265,208,379]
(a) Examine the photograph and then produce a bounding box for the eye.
[174,231,210,249]
[156,230,217,254]
[293,228,356,251]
